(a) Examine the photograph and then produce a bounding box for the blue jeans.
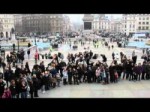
[21,92,27,98]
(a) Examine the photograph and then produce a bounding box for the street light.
[17,37,19,52]
[35,36,37,45]
[34,32,37,45]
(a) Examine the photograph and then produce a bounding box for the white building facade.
[14,14,23,35]
[0,14,14,38]
[122,14,150,36]
[93,14,100,33]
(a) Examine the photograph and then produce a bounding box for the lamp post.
[35,36,37,45]
[34,32,37,45]
[17,37,19,52]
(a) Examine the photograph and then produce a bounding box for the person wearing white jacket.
[62,67,68,85]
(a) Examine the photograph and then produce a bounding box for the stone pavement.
[38,80,150,98]
[1,38,149,98]
[4,39,144,72]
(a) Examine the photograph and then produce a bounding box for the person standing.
[4,68,11,87]
[9,79,17,98]
[25,62,31,74]
[141,62,146,80]
[72,68,79,85]
[112,52,115,60]
[136,63,143,81]
[87,66,92,83]
[0,78,6,98]
[32,75,39,97]
[28,80,34,98]
[143,48,145,54]
[145,62,150,80]
[68,67,73,85]
[62,67,68,85]
[20,78,28,98]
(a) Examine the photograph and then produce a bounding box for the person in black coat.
[77,66,82,83]
[9,79,17,98]
[0,72,3,79]
[87,66,92,83]
[109,64,114,83]
[28,80,34,98]
[0,78,6,98]
[25,62,31,73]
[15,66,21,79]
[32,75,39,97]
[15,78,21,98]
[4,68,11,87]
[116,64,123,79]
[72,68,79,85]
[43,72,50,90]
[68,67,73,84]
[39,61,45,73]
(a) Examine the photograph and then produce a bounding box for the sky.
[66,14,122,24]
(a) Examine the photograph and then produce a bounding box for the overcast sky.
[66,14,122,24]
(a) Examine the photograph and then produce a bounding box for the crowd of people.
[0,37,150,98]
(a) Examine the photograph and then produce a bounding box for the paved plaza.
[25,38,150,98]
[1,38,149,98]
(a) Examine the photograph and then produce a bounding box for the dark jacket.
[32,77,39,91]
[9,85,17,95]
[20,81,27,92]
[39,64,45,73]
[4,70,11,81]
[15,67,21,78]
[0,81,6,95]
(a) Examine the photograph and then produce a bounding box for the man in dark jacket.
[141,62,146,80]
[15,66,21,78]
[32,75,39,97]
[124,60,133,80]
[0,78,6,98]
[4,68,11,87]
[146,62,150,80]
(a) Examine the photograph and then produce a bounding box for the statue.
[11,28,16,40]
[11,28,15,34]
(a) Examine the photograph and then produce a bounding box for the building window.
[143,18,145,20]
[125,25,126,28]
[139,26,141,30]
[133,25,135,28]
[139,17,141,20]
[142,26,145,30]
[146,26,149,30]
[143,22,145,25]
[147,17,149,20]
[146,22,149,25]
[139,22,141,24]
